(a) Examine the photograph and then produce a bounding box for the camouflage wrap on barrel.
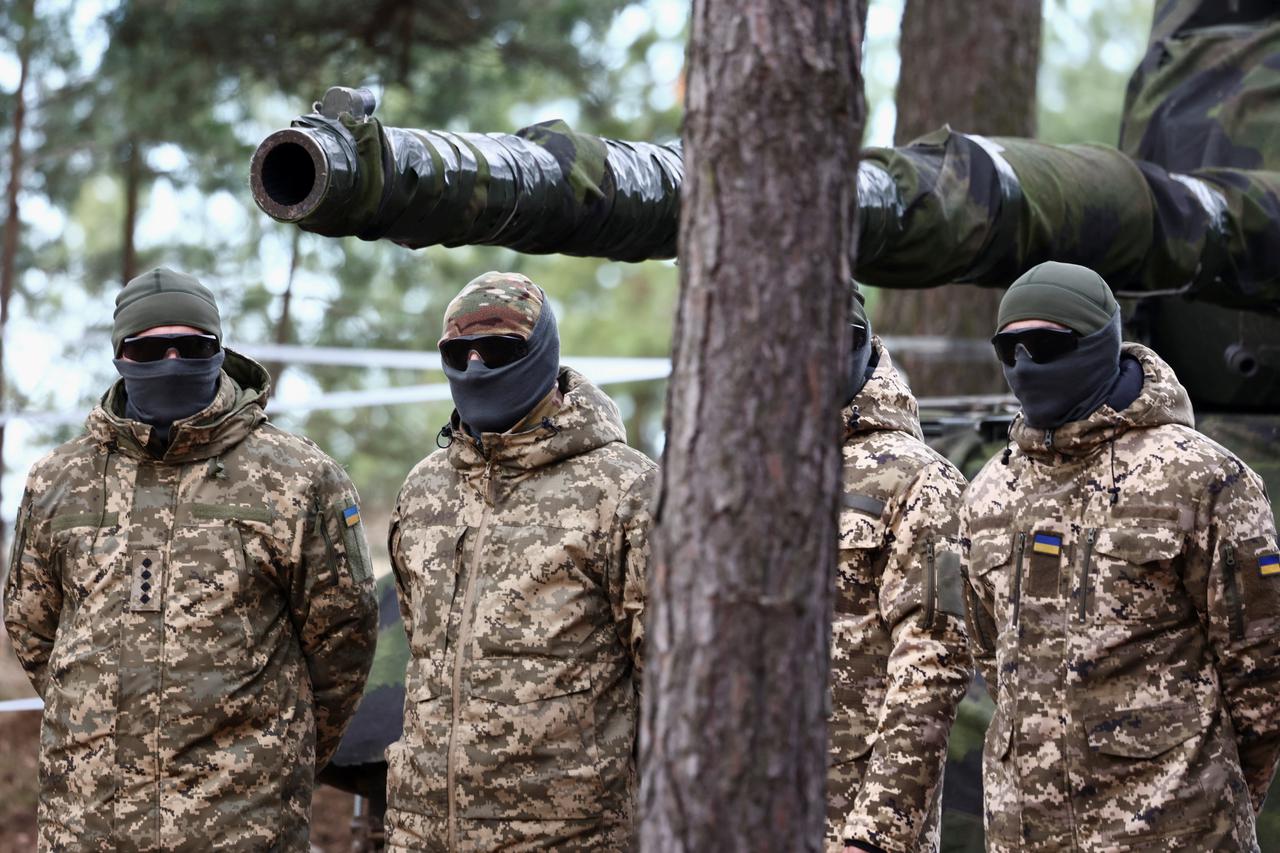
[276,110,682,262]
[2,350,380,852]
[961,344,1280,851]
[384,367,655,851]
[826,341,972,853]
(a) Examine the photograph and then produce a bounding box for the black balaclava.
[843,284,875,404]
[443,295,560,435]
[113,351,226,443]
[1003,310,1123,429]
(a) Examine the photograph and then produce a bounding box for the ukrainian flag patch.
[1032,532,1063,557]
[1260,553,1280,576]
[342,504,361,527]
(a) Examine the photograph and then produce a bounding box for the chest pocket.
[50,517,126,614]
[395,524,467,663]
[1087,524,1187,623]
[474,524,603,658]
[836,499,886,615]
[969,529,1018,628]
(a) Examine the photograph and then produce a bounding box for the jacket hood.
[842,338,923,441]
[88,348,271,463]
[1010,342,1193,460]
[446,366,627,473]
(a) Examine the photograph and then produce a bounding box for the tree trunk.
[639,1,865,850]
[0,0,37,537]
[121,137,141,285]
[875,0,1042,396]
[262,228,301,383]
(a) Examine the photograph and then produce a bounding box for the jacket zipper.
[1044,429,1054,449]
[1011,532,1027,626]
[447,459,495,852]
[920,537,937,629]
[1223,544,1244,641]
[960,564,994,653]
[1077,528,1098,620]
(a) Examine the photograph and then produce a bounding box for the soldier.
[962,261,1280,851]
[384,271,656,851]
[3,267,379,851]
[831,290,972,853]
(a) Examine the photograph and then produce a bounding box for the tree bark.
[875,0,1042,396]
[639,1,865,850]
[0,0,37,537]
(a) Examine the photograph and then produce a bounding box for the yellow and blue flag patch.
[342,504,361,527]
[1032,532,1063,557]
[1260,553,1280,576]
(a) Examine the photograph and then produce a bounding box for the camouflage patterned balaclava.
[439,271,560,434]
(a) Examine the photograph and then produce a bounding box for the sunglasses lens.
[440,341,470,370]
[440,336,528,371]
[991,329,1079,367]
[119,334,219,361]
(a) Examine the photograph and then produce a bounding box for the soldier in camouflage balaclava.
[829,285,972,853]
[3,267,379,851]
[384,271,657,850]
[962,262,1280,851]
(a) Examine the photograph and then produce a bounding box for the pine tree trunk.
[121,137,141,285]
[875,0,1042,396]
[639,1,865,850]
[0,0,37,536]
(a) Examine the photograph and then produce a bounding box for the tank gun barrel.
[251,88,1280,313]
[250,87,683,262]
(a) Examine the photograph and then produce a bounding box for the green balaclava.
[996,261,1117,335]
[111,268,226,443]
[112,267,223,353]
[996,261,1129,430]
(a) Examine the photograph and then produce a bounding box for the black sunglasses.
[990,327,1079,367]
[851,322,868,351]
[118,333,220,362]
[439,335,528,371]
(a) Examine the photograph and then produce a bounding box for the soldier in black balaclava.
[830,283,972,853]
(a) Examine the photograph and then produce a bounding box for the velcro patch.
[342,504,361,527]
[1260,554,1280,576]
[1032,532,1062,557]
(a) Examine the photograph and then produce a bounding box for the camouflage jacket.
[384,367,655,852]
[962,343,1280,852]
[2,350,379,852]
[827,342,971,853]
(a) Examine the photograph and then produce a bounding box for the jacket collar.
[1010,342,1193,461]
[446,366,626,473]
[86,348,271,463]
[842,338,924,441]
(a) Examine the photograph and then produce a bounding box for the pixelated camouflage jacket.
[384,366,655,852]
[961,343,1280,852]
[2,349,379,853]
[825,341,971,853]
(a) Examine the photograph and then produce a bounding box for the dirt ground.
[0,634,360,852]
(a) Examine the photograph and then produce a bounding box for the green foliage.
[3,0,685,527]
[1037,0,1155,145]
